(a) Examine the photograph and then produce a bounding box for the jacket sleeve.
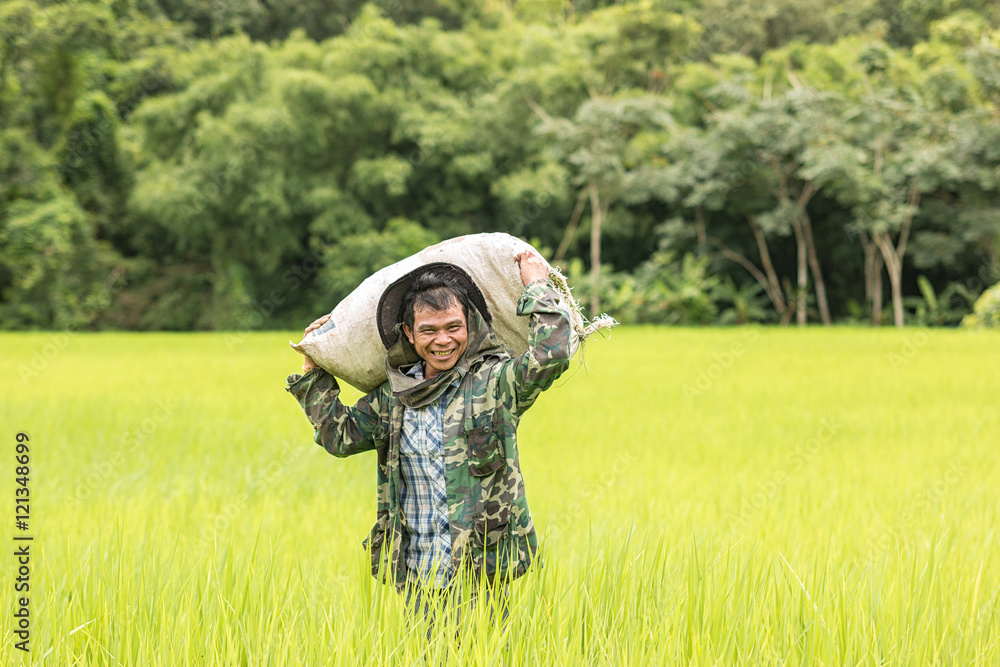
[503,278,574,415]
[285,368,386,457]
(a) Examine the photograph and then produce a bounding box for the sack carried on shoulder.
[290,233,590,393]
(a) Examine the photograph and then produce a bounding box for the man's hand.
[295,314,330,371]
[516,250,549,287]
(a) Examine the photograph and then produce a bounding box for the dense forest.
[2,0,999,330]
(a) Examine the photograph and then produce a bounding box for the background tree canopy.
[1,0,998,329]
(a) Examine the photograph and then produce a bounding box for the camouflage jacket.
[285,279,573,586]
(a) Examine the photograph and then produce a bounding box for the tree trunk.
[874,185,919,328]
[695,207,707,257]
[779,278,796,326]
[792,180,830,325]
[865,132,886,326]
[589,179,602,316]
[710,232,786,316]
[771,160,811,326]
[554,188,589,265]
[872,253,883,326]
[860,230,884,326]
[791,216,808,326]
[800,211,831,325]
[876,230,904,327]
[748,217,785,311]
[747,215,787,318]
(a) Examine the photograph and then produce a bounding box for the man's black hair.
[399,270,475,331]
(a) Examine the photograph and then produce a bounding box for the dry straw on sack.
[290,232,616,393]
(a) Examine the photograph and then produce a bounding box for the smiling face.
[402,301,469,380]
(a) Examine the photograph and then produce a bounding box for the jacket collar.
[384,306,507,408]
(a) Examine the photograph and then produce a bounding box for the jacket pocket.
[474,501,511,549]
[465,409,505,477]
[362,520,386,576]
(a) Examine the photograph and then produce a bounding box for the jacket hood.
[385,305,508,408]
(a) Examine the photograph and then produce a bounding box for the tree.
[655,124,792,322]
[0,0,178,328]
[535,94,674,315]
[832,48,964,327]
[708,89,841,325]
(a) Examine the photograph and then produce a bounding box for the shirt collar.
[403,362,460,388]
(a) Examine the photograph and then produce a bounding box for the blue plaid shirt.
[399,363,459,587]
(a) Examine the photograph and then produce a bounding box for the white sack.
[290,233,590,393]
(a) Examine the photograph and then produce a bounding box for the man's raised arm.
[286,315,386,457]
[504,251,574,415]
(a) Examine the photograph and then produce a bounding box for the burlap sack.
[290,233,591,393]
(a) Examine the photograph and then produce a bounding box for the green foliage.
[319,218,441,305]
[0,194,118,328]
[904,275,978,326]
[0,126,118,329]
[632,251,721,324]
[695,0,872,59]
[143,0,472,42]
[574,250,760,325]
[962,280,1000,327]
[715,277,771,324]
[1,0,998,330]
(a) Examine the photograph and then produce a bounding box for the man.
[285,250,572,620]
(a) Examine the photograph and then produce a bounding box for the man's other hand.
[296,314,330,371]
[516,251,549,286]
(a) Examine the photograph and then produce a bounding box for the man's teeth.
[433,351,452,357]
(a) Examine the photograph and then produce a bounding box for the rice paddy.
[1,327,997,665]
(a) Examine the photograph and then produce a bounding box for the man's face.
[403,301,469,380]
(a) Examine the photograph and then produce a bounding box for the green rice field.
[1,327,998,665]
